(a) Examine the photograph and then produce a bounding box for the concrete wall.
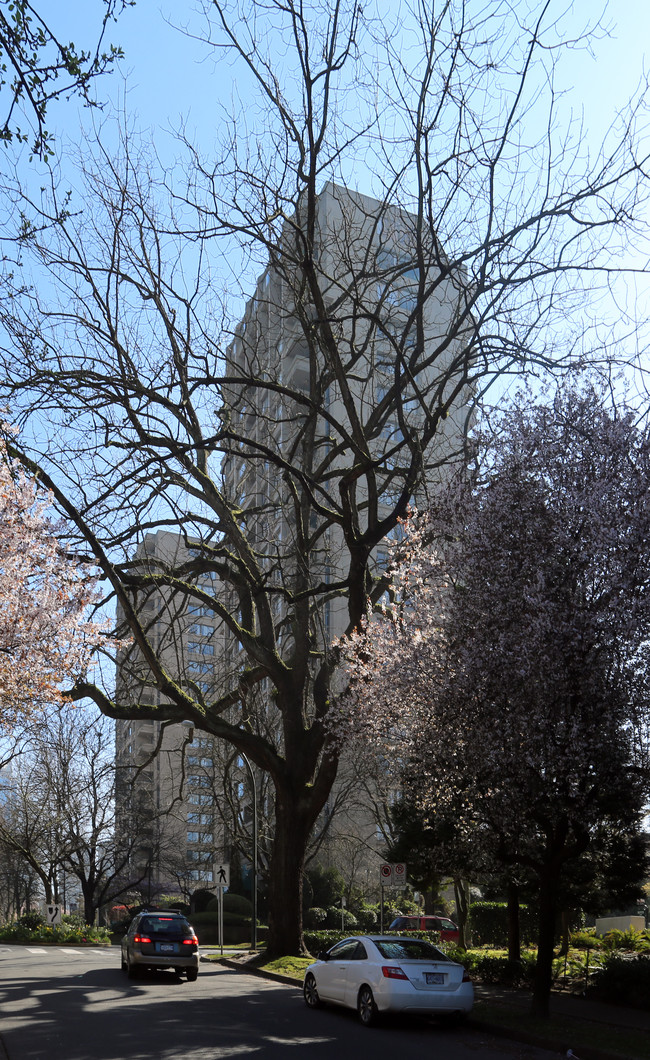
[594,915,646,935]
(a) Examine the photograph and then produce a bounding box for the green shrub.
[303,929,350,955]
[325,906,358,930]
[588,955,650,1009]
[304,907,327,929]
[224,893,253,916]
[386,929,441,944]
[18,911,45,931]
[569,929,603,950]
[0,919,111,944]
[191,909,256,927]
[355,905,379,932]
[206,894,253,917]
[602,928,650,953]
[468,902,537,947]
[191,888,216,912]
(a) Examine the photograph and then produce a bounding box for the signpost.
[214,863,230,954]
[378,863,407,933]
[45,904,62,926]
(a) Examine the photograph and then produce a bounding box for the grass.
[258,955,313,979]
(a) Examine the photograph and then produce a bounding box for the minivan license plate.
[160,944,174,953]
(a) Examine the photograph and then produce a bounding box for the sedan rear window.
[374,939,450,961]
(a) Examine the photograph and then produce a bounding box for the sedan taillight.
[462,970,471,982]
[382,965,409,980]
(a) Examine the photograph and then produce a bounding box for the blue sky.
[36,0,649,174]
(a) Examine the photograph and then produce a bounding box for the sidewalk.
[473,983,650,1059]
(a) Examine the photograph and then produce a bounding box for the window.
[187,774,211,788]
[188,755,213,768]
[187,850,212,863]
[190,869,213,882]
[188,660,213,674]
[187,831,199,843]
[188,641,215,655]
[188,604,215,617]
[191,623,214,637]
[187,793,214,806]
[187,812,213,825]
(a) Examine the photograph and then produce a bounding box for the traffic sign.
[45,904,62,925]
[214,863,230,888]
[379,862,407,887]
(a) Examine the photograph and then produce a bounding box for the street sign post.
[214,863,230,954]
[45,904,62,926]
[215,864,230,888]
[379,863,407,933]
[379,862,406,886]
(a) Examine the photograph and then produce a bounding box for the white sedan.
[303,935,474,1026]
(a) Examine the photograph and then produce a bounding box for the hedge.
[302,928,443,957]
[468,902,538,947]
[206,894,253,917]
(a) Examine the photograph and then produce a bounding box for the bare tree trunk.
[507,879,521,962]
[531,872,557,1019]
[266,796,313,957]
[453,878,470,950]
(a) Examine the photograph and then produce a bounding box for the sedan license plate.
[159,943,175,953]
[425,972,445,985]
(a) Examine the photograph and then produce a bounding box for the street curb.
[206,956,301,988]
[211,958,640,1059]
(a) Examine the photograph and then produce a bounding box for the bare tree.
[0,706,156,923]
[0,0,647,954]
[0,0,131,158]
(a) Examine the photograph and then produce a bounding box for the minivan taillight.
[182,937,198,946]
[133,935,151,944]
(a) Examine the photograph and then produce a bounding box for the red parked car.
[389,915,460,942]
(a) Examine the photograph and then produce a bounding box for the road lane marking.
[26,948,47,954]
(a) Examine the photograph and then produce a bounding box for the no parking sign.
[379,862,407,886]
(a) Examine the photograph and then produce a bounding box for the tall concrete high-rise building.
[115,182,471,898]
[115,530,226,894]
[221,182,470,651]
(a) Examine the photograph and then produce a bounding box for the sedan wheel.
[303,973,322,1009]
[357,985,378,1027]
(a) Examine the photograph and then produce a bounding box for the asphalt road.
[0,945,556,1060]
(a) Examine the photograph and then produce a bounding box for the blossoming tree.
[339,385,650,1018]
[0,440,107,729]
